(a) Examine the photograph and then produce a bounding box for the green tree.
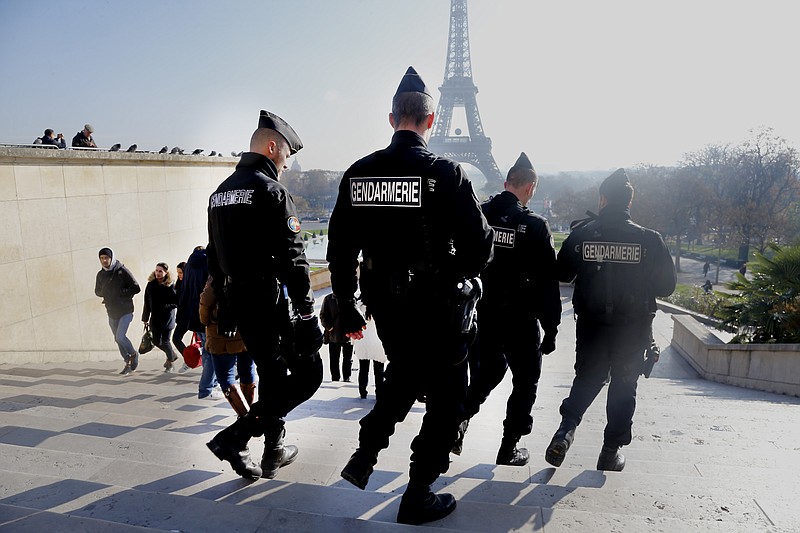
[719,244,800,343]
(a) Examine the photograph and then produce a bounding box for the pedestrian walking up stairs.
[1,308,798,532]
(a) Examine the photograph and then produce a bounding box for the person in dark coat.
[141,262,180,371]
[72,124,97,148]
[320,292,354,382]
[452,152,561,466]
[40,129,66,149]
[95,247,141,375]
[174,246,218,395]
[205,110,324,481]
[545,168,676,472]
[328,67,494,525]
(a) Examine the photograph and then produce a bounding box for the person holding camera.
[205,110,323,481]
[39,129,66,149]
[327,67,493,525]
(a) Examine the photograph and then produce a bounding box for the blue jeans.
[108,313,136,362]
[212,352,256,393]
[197,332,219,398]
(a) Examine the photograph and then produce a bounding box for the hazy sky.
[1,0,798,175]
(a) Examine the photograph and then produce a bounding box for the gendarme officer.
[545,168,675,471]
[205,110,324,480]
[327,66,493,525]
[452,152,561,466]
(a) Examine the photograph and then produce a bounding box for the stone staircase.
[1,306,798,532]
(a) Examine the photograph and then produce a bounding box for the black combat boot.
[450,418,470,456]
[496,435,529,466]
[261,424,299,479]
[396,480,456,525]
[206,413,262,480]
[545,420,576,467]
[596,445,625,471]
[340,448,378,490]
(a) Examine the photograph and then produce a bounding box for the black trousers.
[559,317,649,448]
[227,281,322,433]
[329,342,353,381]
[357,292,467,485]
[464,312,542,438]
[358,359,384,397]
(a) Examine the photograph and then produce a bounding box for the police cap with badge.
[258,110,303,155]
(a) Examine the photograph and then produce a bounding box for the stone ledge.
[671,314,800,397]
[0,146,238,166]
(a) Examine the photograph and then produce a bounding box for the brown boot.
[224,383,250,417]
[241,382,257,408]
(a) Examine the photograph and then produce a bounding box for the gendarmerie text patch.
[350,177,422,207]
[492,226,515,248]
[582,241,641,263]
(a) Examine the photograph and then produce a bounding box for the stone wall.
[671,314,800,397]
[0,147,237,364]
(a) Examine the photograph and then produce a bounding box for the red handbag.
[182,333,203,369]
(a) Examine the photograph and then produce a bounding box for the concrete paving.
[1,282,799,532]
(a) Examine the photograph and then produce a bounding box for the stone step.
[0,468,790,533]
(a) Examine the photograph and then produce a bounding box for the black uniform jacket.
[326,130,494,301]
[480,191,561,335]
[95,262,140,320]
[557,208,676,324]
[207,152,314,315]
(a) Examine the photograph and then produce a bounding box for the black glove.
[339,298,367,335]
[540,331,557,355]
[216,298,237,338]
[293,314,324,358]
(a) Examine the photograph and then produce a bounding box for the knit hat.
[98,247,113,258]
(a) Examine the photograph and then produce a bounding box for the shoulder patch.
[350,177,422,207]
[287,216,301,233]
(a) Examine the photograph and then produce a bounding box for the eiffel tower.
[428,0,503,192]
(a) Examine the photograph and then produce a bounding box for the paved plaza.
[1,267,798,532]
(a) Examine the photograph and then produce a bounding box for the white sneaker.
[203,389,225,400]
[178,363,190,374]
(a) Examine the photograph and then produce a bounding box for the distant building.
[291,158,302,172]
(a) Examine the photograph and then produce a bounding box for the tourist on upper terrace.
[37,129,66,148]
[141,262,180,372]
[95,247,141,375]
[72,123,97,148]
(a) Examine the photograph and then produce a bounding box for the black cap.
[394,66,432,99]
[258,110,303,155]
[510,152,534,172]
[98,247,113,258]
[599,168,633,205]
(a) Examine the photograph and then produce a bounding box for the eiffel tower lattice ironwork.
[428,0,503,191]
